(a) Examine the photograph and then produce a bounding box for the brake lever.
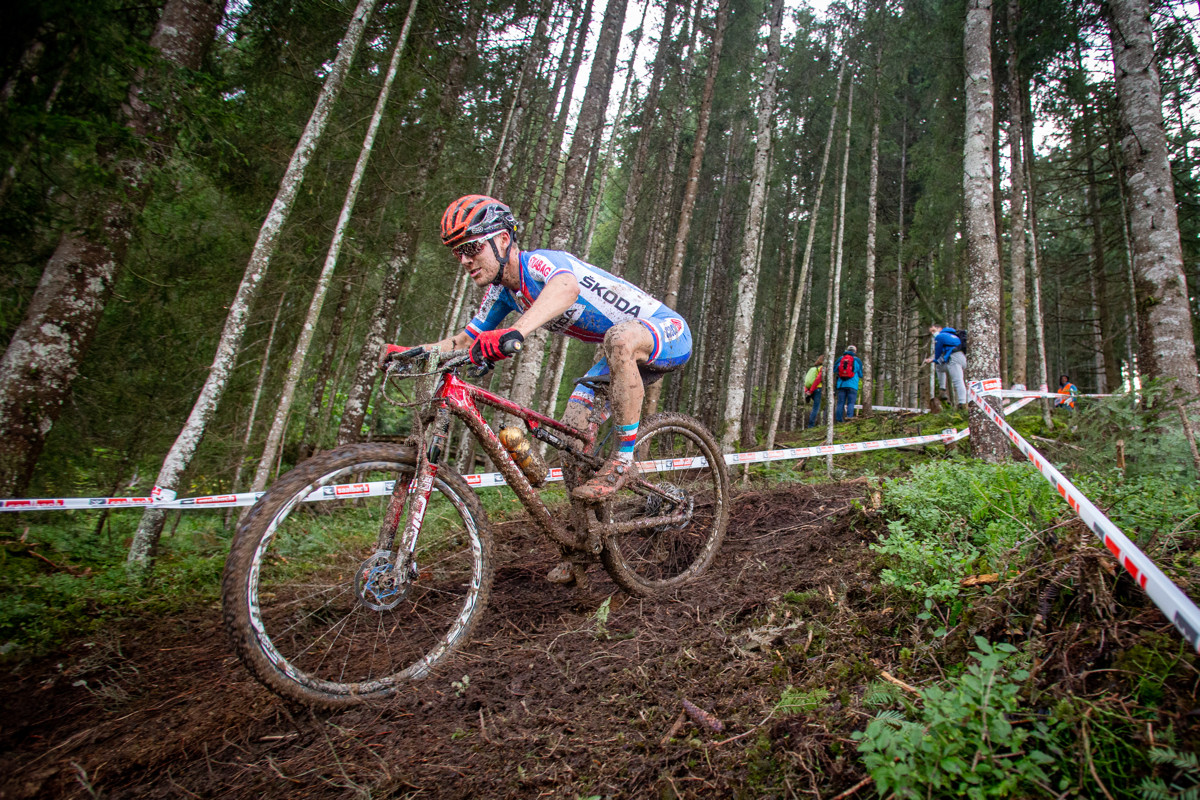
[465,361,493,379]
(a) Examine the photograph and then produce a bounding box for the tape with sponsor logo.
[0,397,1036,513]
[968,379,1200,653]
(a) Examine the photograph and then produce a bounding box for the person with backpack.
[833,345,863,422]
[923,324,967,408]
[804,355,824,428]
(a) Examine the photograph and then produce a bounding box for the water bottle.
[498,426,548,486]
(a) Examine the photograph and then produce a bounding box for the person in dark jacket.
[833,346,863,422]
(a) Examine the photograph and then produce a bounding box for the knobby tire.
[599,413,730,595]
[222,443,493,708]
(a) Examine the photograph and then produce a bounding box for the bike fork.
[384,404,453,578]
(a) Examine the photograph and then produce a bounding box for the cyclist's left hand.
[470,328,523,365]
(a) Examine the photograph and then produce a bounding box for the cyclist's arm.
[511,273,580,338]
[421,331,473,352]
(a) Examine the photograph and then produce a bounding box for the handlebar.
[384,337,524,380]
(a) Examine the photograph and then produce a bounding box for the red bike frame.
[382,360,694,578]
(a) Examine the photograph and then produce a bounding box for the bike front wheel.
[599,413,730,595]
[222,442,493,708]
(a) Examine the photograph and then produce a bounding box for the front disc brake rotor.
[354,551,411,611]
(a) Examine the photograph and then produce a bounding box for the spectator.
[834,345,863,422]
[804,355,824,428]
[1055,374,1078,409]
[923,324,967,408]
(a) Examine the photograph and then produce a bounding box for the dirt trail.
[0,482,948,797]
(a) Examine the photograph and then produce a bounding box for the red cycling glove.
[470,328,523,365]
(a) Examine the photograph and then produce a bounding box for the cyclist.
[381,194,692,506]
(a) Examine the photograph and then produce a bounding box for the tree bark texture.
[861,48,882,413]
[128,0,380,565]
[533,0,593,245]
[0,0,224,498]
[251,0,417,493]
[824,80,854,469]
[764,62,844,449]
[608,0,679,277]
[547,0,628,251]
[337,1,482,445]
[1006,0,1027,387]
[1106,0,1200,396]
[962,0,1008,461]
[491,0,553,199]
[720,0,784,451]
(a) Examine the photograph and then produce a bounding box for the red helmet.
[440,195,517,248]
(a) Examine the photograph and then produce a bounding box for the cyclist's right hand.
[379,343,424,370]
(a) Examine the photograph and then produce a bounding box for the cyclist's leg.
[574,315,691,501]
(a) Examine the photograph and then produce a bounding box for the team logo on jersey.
[528,254,555,280]
[546,304,584,332]
[578,275,643,316]
[661,317,685,342]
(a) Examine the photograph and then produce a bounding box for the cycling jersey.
[465,249,691,369]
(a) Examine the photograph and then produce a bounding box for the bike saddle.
[571,364,670,393]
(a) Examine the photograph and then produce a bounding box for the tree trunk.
[491,0,554,199]
[582,0,651,258]
[608,0,680,276]
[299,278,352,460]
[337,2,483,445]
[962,0,1008,461]
[0,0,224,499]
[512,0,627,419]
[1021,79,1053,426]
[663,0,730,310]
[764,62,844,449]
[127,0,378,565]
[861,48,882,414]
[1106,0,1199,397]
[824,81,855,472]
[720,0,785,452]
[251,0,416,493]
[896,116,908,407]
[532,0,594,244]
[1007,0,1028,387]
[226,287,287,527]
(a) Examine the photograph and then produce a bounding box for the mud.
[0,480,1192,798]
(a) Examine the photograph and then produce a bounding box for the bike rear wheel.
[599,413,729,595]
[222,442,493,708]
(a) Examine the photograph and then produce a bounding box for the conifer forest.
[1,0,1199,795]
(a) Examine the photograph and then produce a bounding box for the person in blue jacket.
[833,345,863,422]
[923,324,967,407]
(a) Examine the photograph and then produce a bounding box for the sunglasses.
[452,238,489,260]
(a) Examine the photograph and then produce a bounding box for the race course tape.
[969,379,1200,653]
[0,398,1036,513]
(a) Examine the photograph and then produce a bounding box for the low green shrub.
[873,460,1062,599]
[854,638,1066,798]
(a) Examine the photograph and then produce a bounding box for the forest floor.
[1,417,1197,798]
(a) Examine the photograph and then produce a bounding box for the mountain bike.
[222,345,730,708]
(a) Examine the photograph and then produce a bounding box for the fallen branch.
[879,670,921,696]
[829,776,873,800]
[659,711,688,747]
[1030,434,1084,452]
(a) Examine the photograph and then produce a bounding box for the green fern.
[1139,747,1200,800]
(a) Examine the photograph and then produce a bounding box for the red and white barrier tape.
[969,378,1200,653]
[856,404,928,414]
[0,397,1037,513]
